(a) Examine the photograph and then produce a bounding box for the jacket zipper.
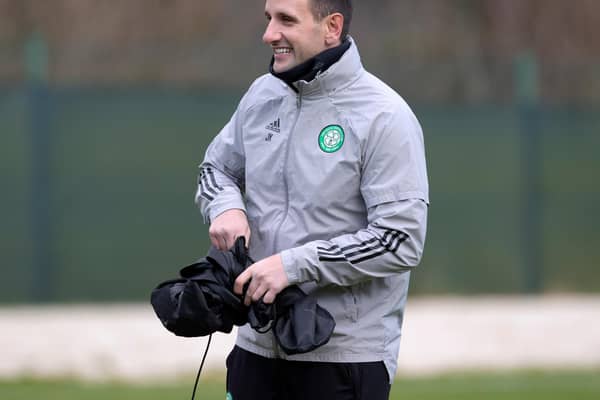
[272,85,303,251]
[271,84,303,357]
[272,85,303,256]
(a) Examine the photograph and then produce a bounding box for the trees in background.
[1,0,598,103]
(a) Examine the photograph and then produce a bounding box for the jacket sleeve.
[195,102,247,224]
[280,105,429,287]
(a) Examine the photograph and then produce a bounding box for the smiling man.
[264,0,348,73]
[196,0,429,399]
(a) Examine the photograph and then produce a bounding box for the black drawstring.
[191,333,212,400]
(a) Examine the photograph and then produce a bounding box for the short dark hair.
[310,0,353,40]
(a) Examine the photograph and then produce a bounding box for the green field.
[1,370,599,400]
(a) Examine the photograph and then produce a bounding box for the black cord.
[191,333,213,400]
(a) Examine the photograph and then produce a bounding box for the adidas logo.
[266,118,281,133]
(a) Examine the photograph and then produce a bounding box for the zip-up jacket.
[196,38,429,381]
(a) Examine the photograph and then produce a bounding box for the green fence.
[1,86,599,303]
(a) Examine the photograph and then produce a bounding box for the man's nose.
[262,20,281,44]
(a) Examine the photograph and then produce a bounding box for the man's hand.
[209,209,251,250]
[234,254,289,305]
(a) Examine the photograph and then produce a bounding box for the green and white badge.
[318,124,345,153]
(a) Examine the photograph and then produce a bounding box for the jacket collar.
[276,37,364,98]
[270,38,351,90]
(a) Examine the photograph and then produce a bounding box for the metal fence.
[1,80,599,303]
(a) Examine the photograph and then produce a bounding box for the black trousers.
[226,346,391,400]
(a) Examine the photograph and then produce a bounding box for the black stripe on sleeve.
[201,173,218,196]
[318,243,342,253]
[318,255,348,262]
[317,229,409,264]
[351,234,409,264]
[199,190,215,201]
[386,232,408,253]
[206,167,224,191]
[317,247,343,256]
[344,232,399,258]
[347,248,390,264]
[338,236,380,253]
[317,245,346,262]
[198,166,226,201]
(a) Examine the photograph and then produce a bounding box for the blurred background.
[1,0,598,303]
[1,0,600,397]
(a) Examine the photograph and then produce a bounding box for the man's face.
[263,0,330,73]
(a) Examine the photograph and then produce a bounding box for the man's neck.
[269,38,351,91]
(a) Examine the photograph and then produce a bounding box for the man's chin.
[273,61,295,74]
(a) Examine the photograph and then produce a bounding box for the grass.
[1,370,599,400]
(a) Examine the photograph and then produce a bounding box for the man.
[196,0,429,398]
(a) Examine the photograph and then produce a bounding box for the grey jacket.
[196,39,429,381]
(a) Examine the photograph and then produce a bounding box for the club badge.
[318,124,345,153]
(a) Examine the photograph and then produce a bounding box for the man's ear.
[324,13,344,46]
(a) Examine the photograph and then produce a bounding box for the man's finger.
[209,228,226,249]
[247,284,267,306]
[224,235,235,250]
[244,228,251,248]
[234,269,252,295]
[262,290,276,305]
[209,234,220,249]
[217,234,229,250]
